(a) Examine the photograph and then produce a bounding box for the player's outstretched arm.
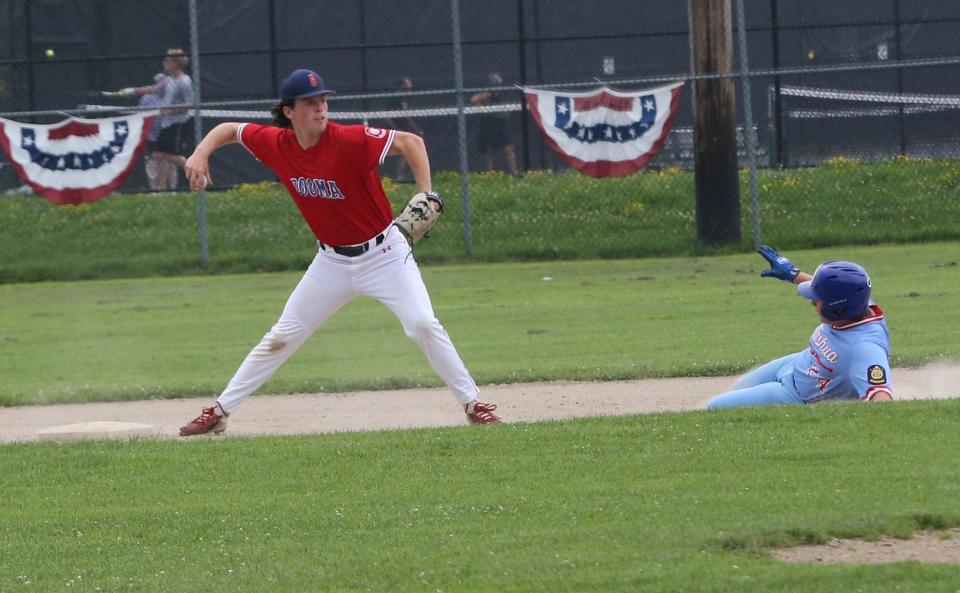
[117,84,154,96]
[388,131,432,194]
[184,122,241,191]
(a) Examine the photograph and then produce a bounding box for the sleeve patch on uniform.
[867,364,887,385]
[364,126,386,138]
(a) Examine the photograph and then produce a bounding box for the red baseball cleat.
[179,403,229,436]
[465,401,502,424]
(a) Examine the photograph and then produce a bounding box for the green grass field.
[3,157,960,591]
[1,242,958,406]
[2,403,960,592]
[2,249,958,592]
[1,157,958,282]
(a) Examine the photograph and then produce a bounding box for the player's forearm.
[184,123,239,191]
[792,272,813,284]
[408,150,432,193]
[194,123,241,157]
[392,132,432,192]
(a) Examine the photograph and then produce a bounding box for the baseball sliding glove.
[757,244,800,282]
[393,191,444,244]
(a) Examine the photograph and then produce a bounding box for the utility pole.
[689,0,742,246]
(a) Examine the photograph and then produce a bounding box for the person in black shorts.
[120,49,195,190]
[470,72,518,175]
[382,76,425,183]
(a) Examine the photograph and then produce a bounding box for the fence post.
[450,0,473,256]
[24,1,35,112]
[516,0,530,172]
[734,0,762,246]
[189,0,208,265]
[894,0,906,156]
[267,0,278,94]
[768,0,784,167]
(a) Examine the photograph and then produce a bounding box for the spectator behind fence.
[119,48,195,190]
[469,72,518,176]
[138,74,177,191]
[382,76,425,183]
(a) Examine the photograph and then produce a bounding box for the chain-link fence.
[1,0,959,273]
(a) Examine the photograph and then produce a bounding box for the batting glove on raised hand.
[757,244,799,282]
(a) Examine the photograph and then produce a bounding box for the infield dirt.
[1,364,957,443]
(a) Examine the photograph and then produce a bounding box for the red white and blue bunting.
[523,82,683,178]
[0,113,155,205]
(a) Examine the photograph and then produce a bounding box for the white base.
[36,421,154,442]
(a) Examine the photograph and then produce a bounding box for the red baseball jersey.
[237,121,396,245]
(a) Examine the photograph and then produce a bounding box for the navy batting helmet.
[797,260,872,321]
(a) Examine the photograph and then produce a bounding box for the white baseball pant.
[216,224,479,414]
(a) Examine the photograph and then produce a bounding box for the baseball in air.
[44,48,55,58]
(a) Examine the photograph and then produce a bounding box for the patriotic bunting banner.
[523,82,683,178]
[0,113,156,205]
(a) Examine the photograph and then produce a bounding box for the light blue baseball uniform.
[707,303,893,409]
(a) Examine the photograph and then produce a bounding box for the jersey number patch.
[817,377,831,392]
[868,365,887,385]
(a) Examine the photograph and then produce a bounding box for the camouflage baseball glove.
[394,191,443,244]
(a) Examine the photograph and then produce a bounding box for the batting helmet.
[797,260,872,321]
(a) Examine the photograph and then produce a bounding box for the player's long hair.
[270,99,294,128]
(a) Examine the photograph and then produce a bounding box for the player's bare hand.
[184,153,212,191]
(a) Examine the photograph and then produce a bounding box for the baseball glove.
[394,191,443,244]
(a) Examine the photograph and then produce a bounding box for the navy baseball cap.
[280,69,336,100]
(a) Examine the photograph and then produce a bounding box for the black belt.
[319,233,385,257]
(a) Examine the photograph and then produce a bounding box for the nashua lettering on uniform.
[810,326,840,364]
[289,177,345,199]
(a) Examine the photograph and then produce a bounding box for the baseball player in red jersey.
[178,68,501,435]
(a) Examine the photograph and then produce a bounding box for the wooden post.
[689,0,741,246]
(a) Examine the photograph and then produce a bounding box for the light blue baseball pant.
[707,353,805,409]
